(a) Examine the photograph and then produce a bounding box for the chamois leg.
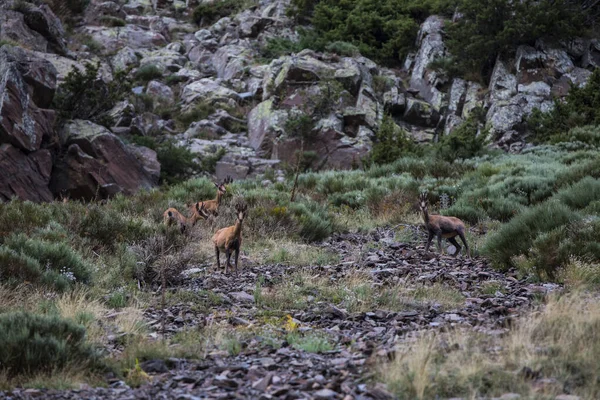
[234,245,240,276]
[425,231,434,252]
[436,232,443,255]
[458,231,470,259]
[215,247,221,271]
[226,249,232,275]
[448,237,462,258]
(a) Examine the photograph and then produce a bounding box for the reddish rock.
[50,120,156,200]
[0,144,53,202]
[0,46,57,152]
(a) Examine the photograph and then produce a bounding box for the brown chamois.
[419,192,470,258]
[212,203,247,275]
[163,202,210,233]
[196,179,229,217]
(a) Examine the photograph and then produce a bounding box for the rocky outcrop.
[0,144,53,202]
[0,46,56,152]
[51,120,157,199]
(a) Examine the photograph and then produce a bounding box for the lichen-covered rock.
[383,87,406,116]
[403,98,440,127]
[409,16,446,110]
[146,80,174,106]
[139,48,187,73]
[0,144,53,202]
[51,120,156,199]
[127,144,160,184]
[0,46,56,152]
[0,11,48,52]
[247,99,288,157]
[112,47,140,72]
[212,44,254,81]
[355,84,379,129]
[181,78,239,105]
[15,2,71,57]
[82,25,167,53]
[30,51,113,84]
[489,59,517,101]
[582,39,600,68]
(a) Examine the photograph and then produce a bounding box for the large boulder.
[409,16,446,110]
[247,99,288,157]
[82,26,167,53]
[0,46,57,152]
[51,120,156,199]
[138,48,187,74]
[0,144,53,202]
[212,44,254,81]
[14,1,71,57]
[0,11,48,52]
[181,78,240,105]
[489,59,517,101]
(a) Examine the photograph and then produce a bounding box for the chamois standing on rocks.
[163,202,210,234]
[195,176,233,217]
[419,192,470,258]
[212,203,247,275]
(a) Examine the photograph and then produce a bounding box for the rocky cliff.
[1,0,598,201]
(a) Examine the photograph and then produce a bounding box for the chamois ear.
[214,182,220,188]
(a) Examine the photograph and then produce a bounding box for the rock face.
[51,120,157,199]
[0,144,53,202]
[0,46,57,152]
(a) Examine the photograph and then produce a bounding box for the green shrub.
[176,101,216,129]
[261,38,303,60]
[99,16,126,27]
[192,0,249,25]
[528,70,600,142]
[325,41,360,57]
[289,0,457,64]
[78,206,151,248]
[134,64,162,82]
[553,177,600,210]
[436,110,486,162]
[130,137,201,185]
[1,234,92,290]
[52,62,130,127]
[0,312,99,376]
[445,0,590,81]
[482,201,579,271]
[289,202,333,242]
[368,115,419,165]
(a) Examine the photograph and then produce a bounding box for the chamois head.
[419,192,428,213]
[235,203,248,222]
[223,175,233,185]
[214,182,227,195]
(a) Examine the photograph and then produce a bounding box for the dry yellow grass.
[381,292,600,399]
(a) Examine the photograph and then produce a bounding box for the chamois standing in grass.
[194,176,233,217]
[419,192,470,258]
[212,203,247,275]
[163,202,210,234]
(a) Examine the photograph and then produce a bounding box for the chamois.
[212,203,247,275]
[419,192,470,258]
[163,202,210,233]
[196,179,230,217]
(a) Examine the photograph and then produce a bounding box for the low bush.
[528,69,600,142]
[482,201,579,271]
[436,111,487,162]
[52,62,130,127]
[368,115,420,165]
[134,64,162,82]
[0,234,92,290]
[192,0,252,25]
[0,311,100,376]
